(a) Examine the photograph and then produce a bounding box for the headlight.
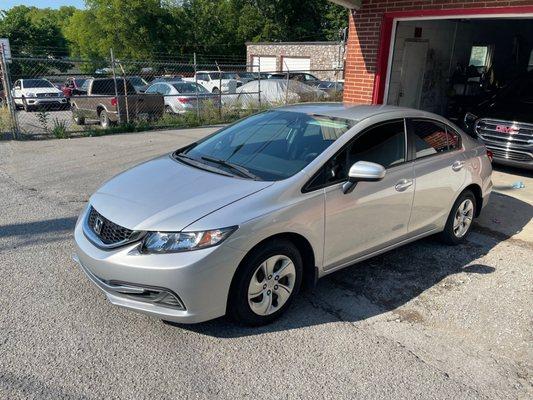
[464,112,478,128]
[141,226,237,253]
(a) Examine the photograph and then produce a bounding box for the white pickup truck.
[184,71,242,94]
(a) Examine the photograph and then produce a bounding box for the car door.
[407,118,467,234]
[320,119,415,271]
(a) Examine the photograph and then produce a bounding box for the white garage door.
[282,57,311,72]
[252,56,277,73]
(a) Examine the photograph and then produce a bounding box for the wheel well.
[232,233,317,293]
[96,106,104,116]
[463,184,483,217]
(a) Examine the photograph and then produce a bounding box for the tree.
[0,6,75,78]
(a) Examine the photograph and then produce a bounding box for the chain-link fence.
[0,50,344,139]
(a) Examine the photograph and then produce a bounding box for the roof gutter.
[328,0,361,9]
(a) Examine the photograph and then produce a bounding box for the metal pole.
[110,48,121,125]
[117,61,130,124]
[0,44,19,139]
[194,52,199,122]
[216,61,222,117]
[257,57,261,111]
[284,61,290,105]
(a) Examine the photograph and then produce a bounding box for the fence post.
[284,61,290,105]
[194,52,199,122]
[257,57,261,111]
[110,48,121,125]
[0,45,19,139]
[117,61,130,124]
[215,61,222,117]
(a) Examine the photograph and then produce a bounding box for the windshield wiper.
[200,156,259,180]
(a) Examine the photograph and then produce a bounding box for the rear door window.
[411,120,449,159]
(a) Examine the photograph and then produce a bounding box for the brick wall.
[246,42,344,81]
[344,0,533,104]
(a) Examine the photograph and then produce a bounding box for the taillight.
[110,97,118,106]
[486,149,494,162]
[177,97,191,104]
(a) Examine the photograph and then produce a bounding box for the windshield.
[23,79,54,88]
[209,72,238,80]
[172,82,209,94]
[178,110,354,181]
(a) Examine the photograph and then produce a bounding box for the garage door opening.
[385,17,533,123]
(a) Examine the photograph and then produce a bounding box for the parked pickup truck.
[183,71,241,94]
[70,78,164,128]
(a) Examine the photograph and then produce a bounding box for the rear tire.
[72,105,85,125]
[99,110,111,129]
[212,87,220,94]
[228,240,303,326]
[439,190,476,245]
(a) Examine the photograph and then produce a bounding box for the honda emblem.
[93,217,103,235]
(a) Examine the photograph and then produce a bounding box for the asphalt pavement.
[0,128,531,399]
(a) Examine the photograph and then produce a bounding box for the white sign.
[0,38,11,60]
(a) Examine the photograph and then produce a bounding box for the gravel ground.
[0,129,531,400]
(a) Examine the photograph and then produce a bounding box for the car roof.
[275,103,446,123]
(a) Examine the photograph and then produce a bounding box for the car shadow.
[0,217,77,251]
[492,164,533,179]
[171,193,530,338]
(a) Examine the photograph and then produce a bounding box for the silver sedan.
[74,104,493,326]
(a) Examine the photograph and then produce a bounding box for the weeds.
[0,106,12,133]
[37,111,51,134]
[52,118,70,139]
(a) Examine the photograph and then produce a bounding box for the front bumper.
[486,144,533,170]
[73,215,245,323]
[27,98,68,106]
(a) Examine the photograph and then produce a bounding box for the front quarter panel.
[185,178,326,272]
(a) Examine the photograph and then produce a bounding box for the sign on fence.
[0,38,11,60]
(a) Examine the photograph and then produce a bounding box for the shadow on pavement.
[0,217,77,250]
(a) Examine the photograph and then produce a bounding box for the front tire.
[228,240,303,326]
[439,190,476,245]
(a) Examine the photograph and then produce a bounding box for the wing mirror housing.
[342,161,386,194]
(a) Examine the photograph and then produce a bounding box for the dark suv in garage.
[463,71,533,170]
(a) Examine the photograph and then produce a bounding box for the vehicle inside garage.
[385,18,533,123]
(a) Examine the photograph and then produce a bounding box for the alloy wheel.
[453,198,474,238]
[247,255,296,316]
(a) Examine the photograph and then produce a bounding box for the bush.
[52,118,70,139]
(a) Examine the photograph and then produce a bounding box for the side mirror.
[342,161,386,194]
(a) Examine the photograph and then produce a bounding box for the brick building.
[246,42,345,81]
[331,0,533,116]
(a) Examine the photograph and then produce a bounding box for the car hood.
[22,87,62,94]
[474,97,533,124]
[89,155,274,232]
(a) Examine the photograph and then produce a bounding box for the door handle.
[395,179,413,192]
[452,161,465,171]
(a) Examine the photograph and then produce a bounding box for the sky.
[2,0,85,9]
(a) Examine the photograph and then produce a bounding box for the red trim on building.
[343,0,533,105]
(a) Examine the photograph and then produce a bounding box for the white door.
[398,41,428,109]
[252,56,277,73]
[282,57,311,72]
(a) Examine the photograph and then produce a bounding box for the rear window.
[91,79,136,95]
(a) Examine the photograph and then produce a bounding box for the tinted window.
[23,79,54,88]
[445,126,461,151]
[180,111,354,181]
[172,82,209,94]
[305,120,406,191]
[412,120,448,159]
[348,120,405,168]
[91,79,136,95]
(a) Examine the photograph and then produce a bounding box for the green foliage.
[52,117,70,139]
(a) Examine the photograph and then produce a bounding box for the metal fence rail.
[0,50,344,139]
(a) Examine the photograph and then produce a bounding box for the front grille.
[36,92,61,98]
[87,207,136,245]
[488,147,533,162]
[475,119,533,147]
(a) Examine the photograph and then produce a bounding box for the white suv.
[12,78,67,112]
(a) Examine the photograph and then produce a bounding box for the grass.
[0,106,12,133]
